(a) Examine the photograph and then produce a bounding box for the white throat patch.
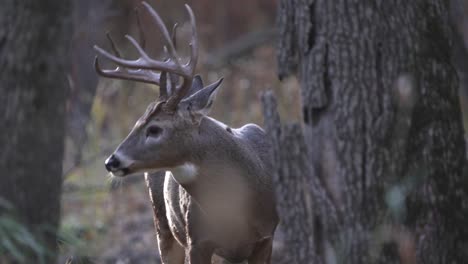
[167,163,198,184]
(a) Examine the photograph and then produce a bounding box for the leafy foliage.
[0,198,49,264]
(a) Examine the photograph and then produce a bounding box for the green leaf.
[1,235,25,263]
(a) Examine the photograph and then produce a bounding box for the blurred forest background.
[2,0,468,263]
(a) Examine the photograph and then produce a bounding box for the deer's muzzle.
[105,154,129,176]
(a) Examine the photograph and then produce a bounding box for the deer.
[94,2,279,263]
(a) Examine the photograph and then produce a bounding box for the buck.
[94,2,278,263]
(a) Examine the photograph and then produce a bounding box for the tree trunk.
[0,1,71,262]
[66,0,104,166]
[450,0,468,129]
[265,0,468,263]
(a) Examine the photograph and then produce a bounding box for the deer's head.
[94,2,222,176]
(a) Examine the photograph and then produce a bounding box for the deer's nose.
[105,154,120,172]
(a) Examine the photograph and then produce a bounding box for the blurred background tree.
[0,1,72,263]
[264,0,468,263]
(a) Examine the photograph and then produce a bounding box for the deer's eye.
[146,125,163,138]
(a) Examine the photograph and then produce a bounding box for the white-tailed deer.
[94,2,278,263]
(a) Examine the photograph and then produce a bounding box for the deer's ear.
[183,75,205,98]
[179,78,223,117]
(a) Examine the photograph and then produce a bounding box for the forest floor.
[59,173,162,264]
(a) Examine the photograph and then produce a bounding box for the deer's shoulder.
[233,123,266,142]
[233,124,272,169]
[203,117,271,163]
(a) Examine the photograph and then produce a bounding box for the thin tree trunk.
[66,0,105,166]
[265,0,468,263]
[0,1,71,262]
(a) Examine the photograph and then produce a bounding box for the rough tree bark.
[450,0,468,127]
[264,0,468,263]
[0,0,71,262]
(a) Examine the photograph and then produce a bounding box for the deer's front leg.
[186,243,214,264]
[185,198,215,264]
[157,233,185,264]
[146,173,185,264]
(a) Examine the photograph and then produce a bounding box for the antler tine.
[141,2,182,69]
[185,4,198,71]
[169,23,181,91]
[163,4,198,111]
[106,32,122,57]
[94,41,179,72]
[162,43,180,91]
[159,71,168,100]
[95,32,162,84]
[94,57,162,85]
[135,8,146,50]
[171,23,178,49]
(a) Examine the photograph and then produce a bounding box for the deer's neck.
[171,116,263,204]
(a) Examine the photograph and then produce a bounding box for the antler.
[94,1,198,112]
